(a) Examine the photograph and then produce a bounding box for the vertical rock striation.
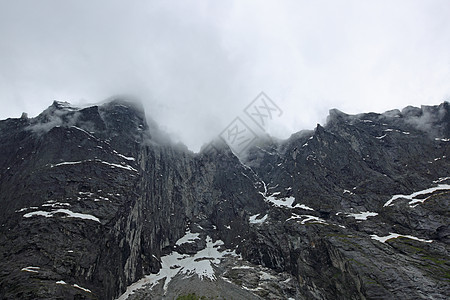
[0,100,448,299]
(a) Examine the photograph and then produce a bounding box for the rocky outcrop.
[0,100,448,299]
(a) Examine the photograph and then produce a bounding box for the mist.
[1,0,449,151]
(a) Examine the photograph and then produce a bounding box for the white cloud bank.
[0,0,449,151]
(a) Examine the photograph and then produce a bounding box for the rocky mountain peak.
[0,100,449,300]
[51,100,78,109]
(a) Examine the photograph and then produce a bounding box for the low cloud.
[1,1,450,151]
[27,104,81,133]
[403,103,449,137]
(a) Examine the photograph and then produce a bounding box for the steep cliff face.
[0,100,448,299]
[241,102,450,299]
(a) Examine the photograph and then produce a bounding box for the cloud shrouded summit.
[0,0,449,151]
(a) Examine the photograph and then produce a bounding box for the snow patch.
[73,284,92,293]
[15,207,37,213]
[343,189,354,195]
[370,233,433,243]
[287,213,328,225]
[175,230,200,246]
[51,159,137,172]
[346,211,378,220]
[299,215,328,224]
[21,266,40,273]
[231,265,254,270]
[259,270,276,280]
[97,161,137,172]
[265,195,292,208]
[262,193,313,210]
[71,126,96,139]
[249,214,268,224]
[113,150,136,161]
[52,161,83,167]
[379,129,411,137]
[384,184,450,207]
[296,204,314,211]
[23,209,100,223]
[42,202,71,208]
[433,156,446,162]
[116,236,238,299]
[433,177,450,183]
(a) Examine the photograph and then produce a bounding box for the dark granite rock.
[0,100,448,299]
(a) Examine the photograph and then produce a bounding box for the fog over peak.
[1,0,449,151]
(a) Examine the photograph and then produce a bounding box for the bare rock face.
[0,100,449,299]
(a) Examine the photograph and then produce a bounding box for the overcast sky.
[0,0,449,151]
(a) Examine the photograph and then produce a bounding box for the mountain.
[0,99,449,300]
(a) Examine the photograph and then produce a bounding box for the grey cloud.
[27,103,81,133]
[403,103,449,137]
[1,0,450,151]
